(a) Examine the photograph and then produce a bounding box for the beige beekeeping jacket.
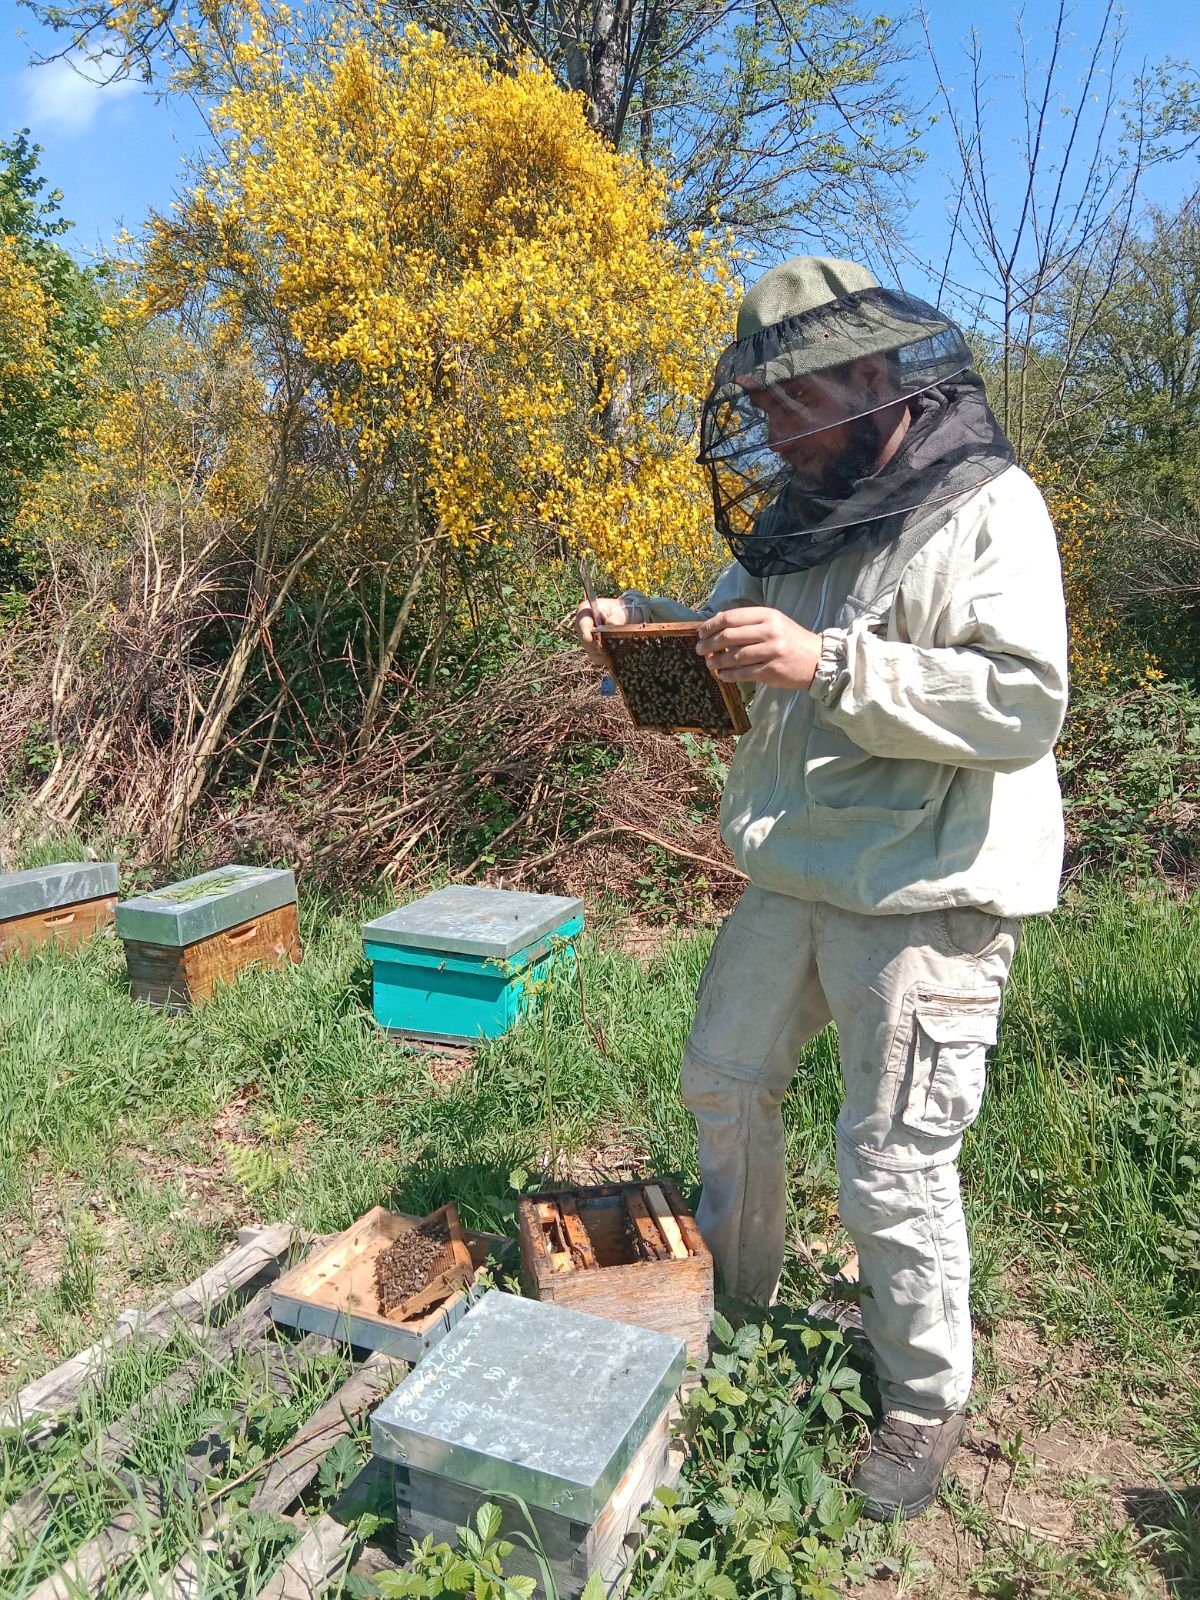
[625,464,1069,918]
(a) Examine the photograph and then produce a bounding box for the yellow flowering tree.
[1039,474,1161,697]
[145,20,736,590]
[0,133,104,597]
[8,21,737,853]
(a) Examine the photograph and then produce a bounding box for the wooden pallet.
[2,1219,694,1599]
[0,1224,410,1600]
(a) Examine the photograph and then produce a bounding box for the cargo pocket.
[897,990,1001,1140]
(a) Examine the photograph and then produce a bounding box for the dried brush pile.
[193,649,744,905]
[1,610,742,910]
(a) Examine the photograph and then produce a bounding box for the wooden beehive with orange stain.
[518,1178,713,1366]
[115,865,301,1011]
[0,862,119,961]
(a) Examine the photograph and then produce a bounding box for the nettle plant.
[629,1313,872,1600]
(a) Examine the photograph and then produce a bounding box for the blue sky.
[3,0,1198,291]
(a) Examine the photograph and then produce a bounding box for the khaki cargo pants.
[682,885,1019,1421]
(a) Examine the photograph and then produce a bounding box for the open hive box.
[518,1179,713,1366]
[595,620,750,736]
[271,1204,510,1359]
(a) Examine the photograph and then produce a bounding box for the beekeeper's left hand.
[696,607,822,690]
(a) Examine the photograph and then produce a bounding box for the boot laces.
[871,1417,934,1473]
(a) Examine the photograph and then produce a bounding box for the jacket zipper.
[755,564,834,826]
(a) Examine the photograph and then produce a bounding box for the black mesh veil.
[697,287,1014,577]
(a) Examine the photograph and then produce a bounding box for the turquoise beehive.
[363,886,584,1044]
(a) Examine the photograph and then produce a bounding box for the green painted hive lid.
[115,864,296,947]
[0,861,119,920]
[363,885,583,960]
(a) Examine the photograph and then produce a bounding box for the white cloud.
[22,53,141,134]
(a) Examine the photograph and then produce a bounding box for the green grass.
[0,871,1196,1596]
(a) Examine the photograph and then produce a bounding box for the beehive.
[370,1291,686,1598]
[518,1179,713,1367]
[362,885,584,1044]
[595,620,750,736]
[0,862,119,961]
[115,864,300,1011]
[270,1205,511,1360]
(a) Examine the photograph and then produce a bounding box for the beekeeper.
[574,258,1068,1520]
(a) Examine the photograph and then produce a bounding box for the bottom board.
[0,894,117,961]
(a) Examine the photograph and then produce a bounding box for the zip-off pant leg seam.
[835,1130,962,1175]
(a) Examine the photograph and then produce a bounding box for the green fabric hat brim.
[716,287,963,396]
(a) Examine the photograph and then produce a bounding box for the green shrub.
[1059,681,1200,876]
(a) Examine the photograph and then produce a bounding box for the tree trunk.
[356,532,439,752]
[587,0,632,143]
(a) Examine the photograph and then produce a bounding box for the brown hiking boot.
[850,1411,966,1521]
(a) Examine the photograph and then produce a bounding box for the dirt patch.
[565,1123,655,1185]
[857,1316,1179,1598]
[0,1138,246,1395]
[395,1040,478,1090]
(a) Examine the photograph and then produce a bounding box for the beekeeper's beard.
[788,411,883,501]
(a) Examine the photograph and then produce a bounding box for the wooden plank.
[0,894,117,960]
[22,1330,330,1599]
[256,1514,355,1600]
[88,1292,279,1471]
[534,1200,573,1273]
[624,1189,667,1261]
[0,1222,296,1438]
[251,1349,402,1514]
[0,1291,277,1563]
[557,1198,598,1270]
[26,1503,149,1600]
[642,1186,689,1261]
[134,1349,403,1600]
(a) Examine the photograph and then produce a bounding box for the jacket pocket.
[897,990,1001,1139]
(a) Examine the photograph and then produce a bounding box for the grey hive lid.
[370,1290,684,1520]
[363,886,584,959]
[114,865,296,947]
[0,861,119,920]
